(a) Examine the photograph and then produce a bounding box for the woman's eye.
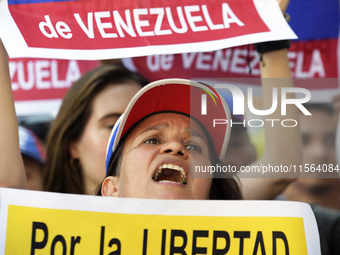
[185,144,201,153]
[144,138,160,145]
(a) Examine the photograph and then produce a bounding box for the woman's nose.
[160,141,187,157]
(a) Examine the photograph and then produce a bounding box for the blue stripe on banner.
[8,0,77,5]
[287,0,339,41]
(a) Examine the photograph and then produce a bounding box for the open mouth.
[152,164,187,185]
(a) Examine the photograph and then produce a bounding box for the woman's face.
[70,81,142,194]
[102,113,213,199]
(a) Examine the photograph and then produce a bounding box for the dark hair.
[43,64,149,194]
[97,139,243,200]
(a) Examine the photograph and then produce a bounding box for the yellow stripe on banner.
[5,205,307,255]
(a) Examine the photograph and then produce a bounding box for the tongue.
[157,169,180,183]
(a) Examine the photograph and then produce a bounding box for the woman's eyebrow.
[99,113,121,122]
[140,123,206,142]
[140,122,169,134]
[185,127,205,141]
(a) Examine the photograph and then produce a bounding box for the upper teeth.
[153,164,187,184]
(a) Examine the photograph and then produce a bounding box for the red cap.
[106,78,231,172]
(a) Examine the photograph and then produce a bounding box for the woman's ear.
[102,176,120,197]
[69,140,80,158]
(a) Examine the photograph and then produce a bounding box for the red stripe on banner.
[128,38,339,84]
[10,58,98,101]
[9,0,269,50]
[289,40,338,79]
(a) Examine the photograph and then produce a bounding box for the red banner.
[0,0,297,59]
[10,39,339,114]
[125,39,338,82]
[10,0,267,49]
[10,58,98,101]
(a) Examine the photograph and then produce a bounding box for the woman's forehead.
[130,113,209,141]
